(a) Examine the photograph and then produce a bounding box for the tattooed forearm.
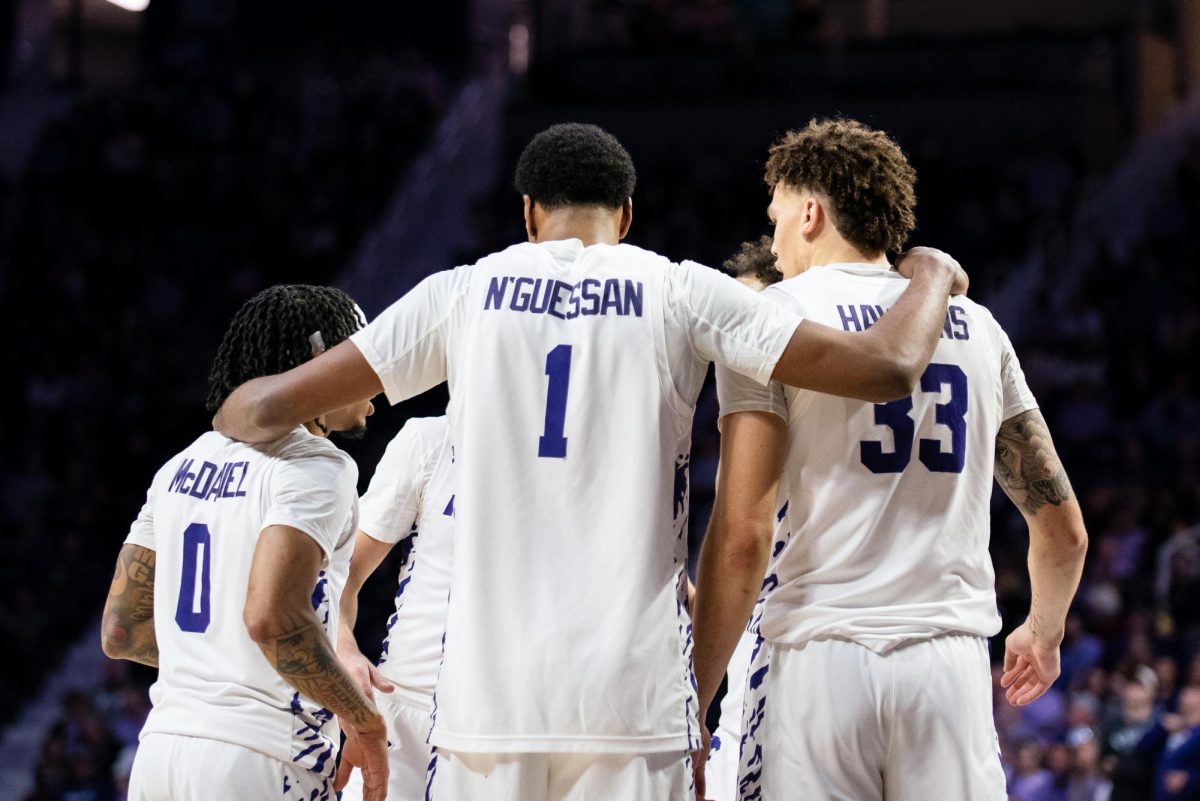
[101,545,159,667]
[994,409,1074,516]
[258,608,379,731]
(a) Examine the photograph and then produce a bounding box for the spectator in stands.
[1133,685,1200,800]
[1067,726,1113,801]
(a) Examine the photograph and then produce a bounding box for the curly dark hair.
[764,119,917,255]
[205,285,364,412]
[723,235,781,286]
[514,123,637,210]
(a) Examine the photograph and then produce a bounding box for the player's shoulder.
[400,414,449,441]
[148,431,228,487]
[952,295,1007,338]
[259,428,358,479]
[614,242,675,268]
[390,415,449,455]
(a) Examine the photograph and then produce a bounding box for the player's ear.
[803,196,822,237]
[618,198,633,240]
[523,195,537,242]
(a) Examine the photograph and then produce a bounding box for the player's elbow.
[243,603,281,644]
[243,383,292,434]
[859,360,920,403]
[216,379,291,442]
[712,519,773,572]
[100,615,130,660]
[1031,516,1089,561]
[1051,524,1089,558]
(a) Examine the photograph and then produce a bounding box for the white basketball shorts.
[754,634,1006,801]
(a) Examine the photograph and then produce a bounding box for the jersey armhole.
[653,264,697,418]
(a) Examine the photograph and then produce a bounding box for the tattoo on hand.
[994,409,1074,515]
[103,546,159,667]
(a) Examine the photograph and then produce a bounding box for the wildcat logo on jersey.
[484,276,644,319]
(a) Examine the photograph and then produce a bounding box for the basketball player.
[335,415,454,801]
[702,237,786,801]
[212,123,967,801]
[100,286,389,801]
[692,119,1089,800]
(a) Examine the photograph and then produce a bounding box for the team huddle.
[100,120,1089,801]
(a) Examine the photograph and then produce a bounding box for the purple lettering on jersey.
[204,462,231,501]
[221,462,242,498]
[168,458,195,493]
[547,280,573,320]
[528,279,554,314]
[484,276,510,309]
[187,461,218,499]
[837,304,862,332]
[938,306,971,341]
[949,305,970,340]
[624,279,643,317]
[167,459,251,501]
[234,461,249,496]
[600,278,623,315]
[579,278,602,315]
[480,275,644,319]
[510,277,534,311]
[860,304,881,329]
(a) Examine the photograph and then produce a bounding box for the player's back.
[755,263,1036,652]
[128,428,357,774]
[353,237,797,752]
[435,239,701,751]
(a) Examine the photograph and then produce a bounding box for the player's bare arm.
[214,341,383,444]
[690,412,786,798]
[335,531,397,698]
[101,544,159,667]
[771,247,968,403]
[993,409,1088,707]
[692,412,786,710]
[244,525,389,801]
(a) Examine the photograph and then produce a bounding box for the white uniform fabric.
[337,692,436,801]
[124,429,358,787]
[759,636,1007,801]
[428,749,694,801]
[705,632,755,801]
[716,262,1034,799]
[128,733,330,801]
[716,263,1038,651]
[357,415,454,699]
[340,415,451,801]
[350,239,801,753]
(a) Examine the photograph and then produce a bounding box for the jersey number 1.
[175,522,212,633]
[538,344,572,458]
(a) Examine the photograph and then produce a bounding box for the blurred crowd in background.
[2,1,1200,799]
[2,47,448,801]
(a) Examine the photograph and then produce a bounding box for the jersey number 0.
[175,522,212,633]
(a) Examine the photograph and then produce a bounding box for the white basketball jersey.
[124,429,358,778]
[357,415,454,702]
[717,263,1038,653]
[351,239,801,752]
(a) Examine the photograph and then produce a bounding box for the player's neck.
[531,210,622,247]
[807,238,888,271]
[303,420,330,439]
